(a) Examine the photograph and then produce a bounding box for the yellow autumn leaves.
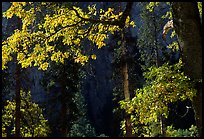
[2,2,136,71]
[2,45,12,70]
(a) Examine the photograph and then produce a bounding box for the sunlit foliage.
[119,60,197,136]
[2,2,135,70]
[166,125,198,137]
[2,90,50,137]
[197,2,202,16]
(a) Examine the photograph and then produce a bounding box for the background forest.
[2,2,202,137]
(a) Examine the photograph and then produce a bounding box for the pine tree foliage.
[137,2,169,70]
[68,91,96,137]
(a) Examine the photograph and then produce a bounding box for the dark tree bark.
[172,2,202,137]
[120,3,134,137]
[15,55,21,137]
[14,18,22,137]
[60,87,67,137]
[121,31,133,137]
[122,63,133,137]
[60,65,68,137]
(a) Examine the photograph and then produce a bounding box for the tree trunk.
[172,2,202,137]
[152,9,166,136]
[15,56,21,137]
[122,62,133,137]
[60,65,68,137]
[121,31,133,137]
[15,18,22,137]
[60,87,67,137]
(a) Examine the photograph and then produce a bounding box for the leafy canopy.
[2,90,50,137]
[166,125,198,137]
[2,2,135,70]
[120,60,197,136]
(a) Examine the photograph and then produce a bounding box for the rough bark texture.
[121,31,133,137]
[122,61,130,100]
[122,59,133,137]
[172,2,202,137]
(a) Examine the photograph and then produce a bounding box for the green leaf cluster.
[137,2,171,70]
[2,90,50,137]
[68,91,96,137]
[197,2,202,16]
[68,117,96,137]
[166,125,198,137]
[119,59,197,136]
[146,2,160,12]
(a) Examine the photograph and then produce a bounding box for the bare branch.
[162,20,173,40]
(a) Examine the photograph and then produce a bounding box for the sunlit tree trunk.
[122,62,133,137]
[121,31,133,137]
[172,2,202,137]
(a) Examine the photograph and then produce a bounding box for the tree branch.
[71,2,133,29]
